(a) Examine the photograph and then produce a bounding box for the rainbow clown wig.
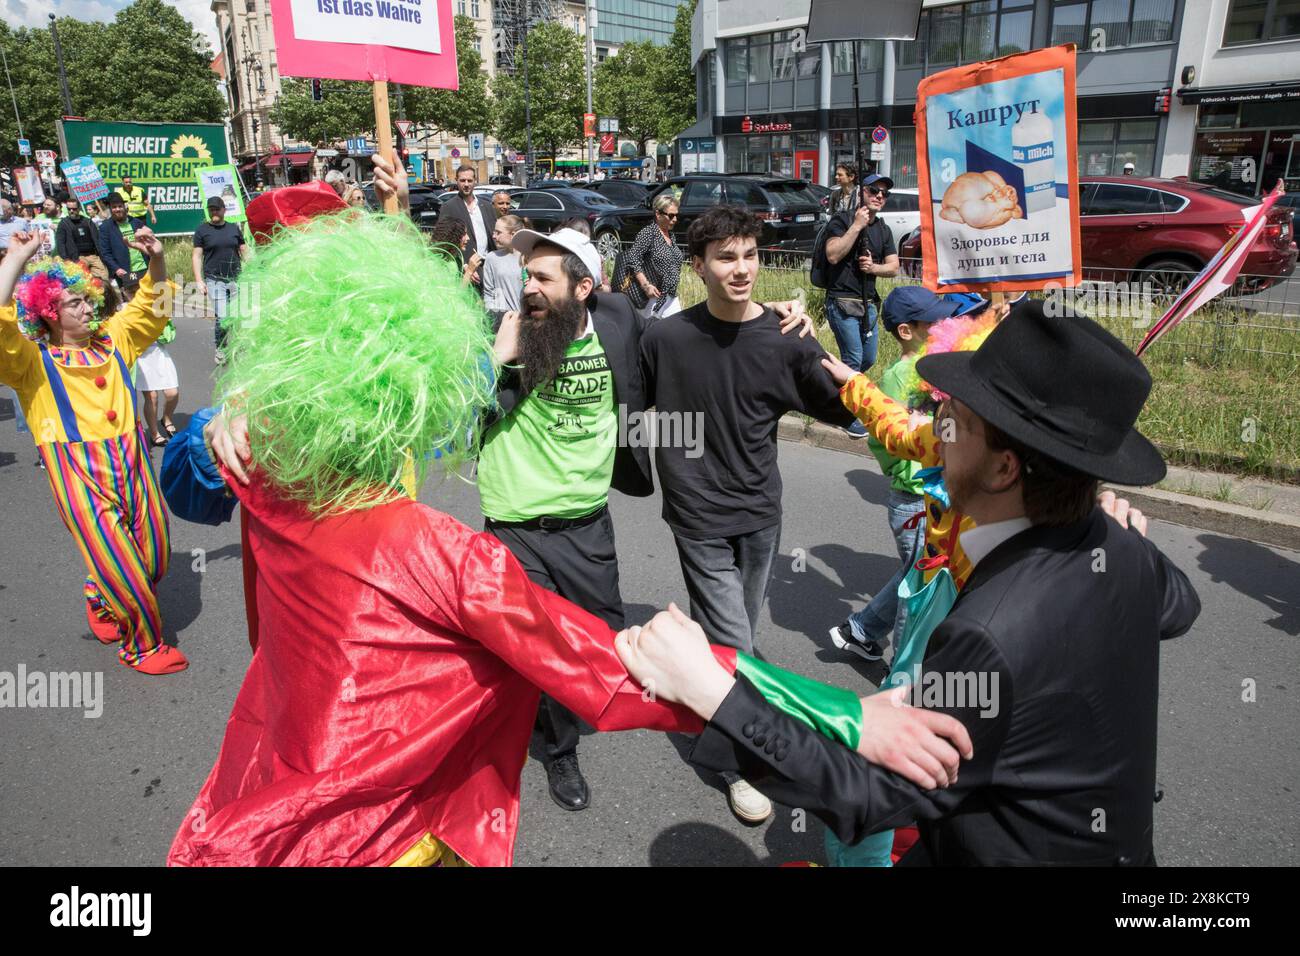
[216,211,497,515]
[896,308,1001,410]
[13,258,106,341]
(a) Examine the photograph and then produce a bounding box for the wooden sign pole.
[372,80,399,214]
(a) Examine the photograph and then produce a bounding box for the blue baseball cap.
[883,286,962,332]
[862,173,894,192]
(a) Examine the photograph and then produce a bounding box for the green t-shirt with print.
[478,328,617,522]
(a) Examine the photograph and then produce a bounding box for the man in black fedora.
[613,300,1202,865]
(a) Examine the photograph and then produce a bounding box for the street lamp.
[48,14,74,116]
[240,26,267,189]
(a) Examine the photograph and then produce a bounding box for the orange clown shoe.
[124,645,189,676]
[85,598,123,645]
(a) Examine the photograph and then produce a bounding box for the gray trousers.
[671,522,782,657]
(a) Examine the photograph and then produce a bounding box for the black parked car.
[506,187,644,256]
[361,182,443,229]
[584,178,654,207]
[608,173,826,255]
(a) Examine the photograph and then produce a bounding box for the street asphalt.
[1,308,1296,867]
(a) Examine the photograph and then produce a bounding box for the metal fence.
[595,233,1300,373]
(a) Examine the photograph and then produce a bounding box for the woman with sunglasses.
[621,192,685,319]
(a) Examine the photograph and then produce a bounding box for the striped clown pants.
[38,430,171,666]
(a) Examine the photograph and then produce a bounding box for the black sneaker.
[546,753,590,811]
[828,620,884,661]
[843,420,868,439]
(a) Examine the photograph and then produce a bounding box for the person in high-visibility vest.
[118,176,156,229]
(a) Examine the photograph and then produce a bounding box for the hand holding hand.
[857,686,974,790]
[204,411,252,485]
[614,603,735,719]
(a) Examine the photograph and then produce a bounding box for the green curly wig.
[216,212,497,514]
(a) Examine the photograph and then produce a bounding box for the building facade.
[686,0,1300,197]
[211,0,315,189]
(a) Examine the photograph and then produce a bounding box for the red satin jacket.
[167,473,732,867]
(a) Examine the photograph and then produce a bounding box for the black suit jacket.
[486,290,653,498]
[690,509,1201,865]
[440,193,497,259]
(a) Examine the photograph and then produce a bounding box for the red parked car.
[900,176,1297,292]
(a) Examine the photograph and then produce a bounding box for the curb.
[780,416,1300,553]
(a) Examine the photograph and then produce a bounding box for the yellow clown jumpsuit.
[1,274,177,666]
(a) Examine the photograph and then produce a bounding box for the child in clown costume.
[0,228,187,675]
[159,202,968,866]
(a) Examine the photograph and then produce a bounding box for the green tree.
[270,79,375,145]
[493,22,585,162]
[403,15,495,138]
[654,0,698,142]
[593,41,662,155]
[0,0,224,167]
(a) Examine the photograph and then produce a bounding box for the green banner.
[57,120,231,236]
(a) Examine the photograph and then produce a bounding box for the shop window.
[1198,104,1241,129]
[1225,0,1300,44]
[795,132,819,149]
[1242,100,1300,127]
[1078,118,1158,176]
[892,128,918,189]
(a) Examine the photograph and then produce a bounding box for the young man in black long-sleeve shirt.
[639,205,855,824]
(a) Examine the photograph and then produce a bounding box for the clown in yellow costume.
[0,229,187,675]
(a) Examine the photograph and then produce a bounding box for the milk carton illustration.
[1012,108,1056,215]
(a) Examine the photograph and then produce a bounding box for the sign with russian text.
[269,0,458,89]
[57,119,231,235]
[916,45,1081,292]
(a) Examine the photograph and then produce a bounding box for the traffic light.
[311,79,324,102]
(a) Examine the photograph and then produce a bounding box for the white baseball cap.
[1123,162,1135,170]
[512,228,603,285]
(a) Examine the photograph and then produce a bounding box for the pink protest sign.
[269,0,459,89]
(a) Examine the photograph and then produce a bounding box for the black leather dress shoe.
[546,753,590,811]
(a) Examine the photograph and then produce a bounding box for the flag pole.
[373,80,399,214]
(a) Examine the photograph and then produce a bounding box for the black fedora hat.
[916,299,1166,485]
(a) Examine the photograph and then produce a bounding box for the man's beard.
[518,292,585,393]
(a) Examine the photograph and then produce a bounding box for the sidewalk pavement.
[780,414,1300,553]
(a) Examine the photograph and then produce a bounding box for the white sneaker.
[727,778,774,824]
